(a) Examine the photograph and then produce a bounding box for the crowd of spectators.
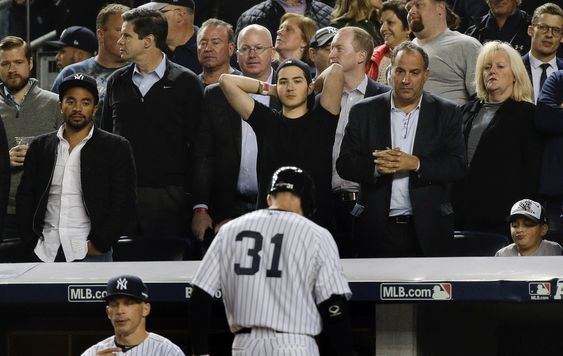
[0,0,563,263]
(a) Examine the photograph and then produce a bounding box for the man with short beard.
[407,0,482,105]
[0,36,62,239]
[16,73,136,262]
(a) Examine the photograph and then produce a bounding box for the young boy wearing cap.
[82,275,184,355]
[495,199,562,256]
[219,58,343,229]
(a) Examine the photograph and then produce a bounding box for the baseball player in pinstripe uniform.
[190,166,353,356]
[82,275,184,356]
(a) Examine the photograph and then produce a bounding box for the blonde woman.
[453,41,543,234]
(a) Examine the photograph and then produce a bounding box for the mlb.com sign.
[380,283,452,301]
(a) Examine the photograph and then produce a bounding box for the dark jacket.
[466,9,530,55]
[454,98,543,231]
[522,53,563,100]
[536,70,563,196]
[0,118,10,238]
[235,0,333,42]
[16,126,137,252]
[101,59,203,189]
[192,83,281,223]
[336,91,467,257]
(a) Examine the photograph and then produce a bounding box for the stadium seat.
[450,231,511,257]
[112,235,188,261]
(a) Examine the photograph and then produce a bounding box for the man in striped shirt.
[190,166,353,356]
[82,275,184,356]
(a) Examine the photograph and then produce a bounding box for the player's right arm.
[318,294,353,356]
[218,74,258,120]
[189,286,213,356]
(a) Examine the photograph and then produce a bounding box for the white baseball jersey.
[191,209,352,336]
[81,332,184,356]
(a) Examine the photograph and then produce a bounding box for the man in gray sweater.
[0,36,62,238]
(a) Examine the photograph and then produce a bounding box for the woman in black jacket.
[454,41,543,234]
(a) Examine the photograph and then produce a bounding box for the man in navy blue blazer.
[536,69,563,238]
[522,3,563,103]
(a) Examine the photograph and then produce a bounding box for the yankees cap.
[310,26,338,48]
[507,199,548,225]
[105,275,149,302]
[58,73,99,104]
[46,26,98,55]
[138,0,195,10]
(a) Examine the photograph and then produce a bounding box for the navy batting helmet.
[268,166,316,217]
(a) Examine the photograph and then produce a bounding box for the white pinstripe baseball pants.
[232,328,319,356]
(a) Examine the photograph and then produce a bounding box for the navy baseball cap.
[138,0,195,10]
[275,58,312,84]
[46,26,98,55]
[58,73,99,104]
[310,26,338,48]
[105,275,149,302]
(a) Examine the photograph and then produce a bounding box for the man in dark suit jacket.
[522,3,563,103]
[337,41,466,257]
[101,9,203,252]
[191,24,280,242]
[537,70,563,237]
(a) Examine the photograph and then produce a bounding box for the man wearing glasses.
[191,24,280,245]
[522,3,563,103]
[139,0,201,74]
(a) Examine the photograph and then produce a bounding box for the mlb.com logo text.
[380,283,452,301]
[68,285,107,302]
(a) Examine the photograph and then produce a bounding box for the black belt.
[388,215,413,224]
[333,191,358,202]
[235,328,283,334]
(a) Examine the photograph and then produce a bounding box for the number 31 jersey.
[191,209,352,336]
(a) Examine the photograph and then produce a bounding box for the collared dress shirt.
[35,125,94,262]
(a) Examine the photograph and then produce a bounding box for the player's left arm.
[189,286,213,356]
[318,294,353,356]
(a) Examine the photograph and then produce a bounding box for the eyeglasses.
[534,23,563,37]
[237,46,272,55]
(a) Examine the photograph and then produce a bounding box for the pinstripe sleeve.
[313,229,352,303]
[191,234,223,296]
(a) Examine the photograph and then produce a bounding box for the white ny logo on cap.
[74,74,84,80]
[116,277,128,290]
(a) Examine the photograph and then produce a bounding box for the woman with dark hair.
[366,0,411,84]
